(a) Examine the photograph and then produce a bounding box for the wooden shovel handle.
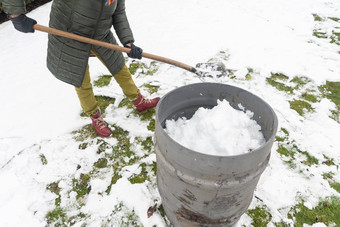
[33,24,196,73]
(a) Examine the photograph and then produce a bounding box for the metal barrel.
[155,83,278,226]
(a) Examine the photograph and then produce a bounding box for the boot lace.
[136,97,152,106]
[92,117,107,129]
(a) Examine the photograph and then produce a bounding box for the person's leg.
[114,65,160,113]
[92,50,160,113]
[75,64,111,137]
[113,65,139,99]
[75,65,98,116]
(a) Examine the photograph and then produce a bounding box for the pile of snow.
[165,100,266,156]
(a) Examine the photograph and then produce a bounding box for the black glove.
[124,42,143,59]
[9,14,37,33]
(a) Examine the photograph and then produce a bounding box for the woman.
[3,0,160,137]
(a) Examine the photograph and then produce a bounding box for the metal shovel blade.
[195,62,228,78]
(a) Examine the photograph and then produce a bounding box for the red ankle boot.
[91,110,111,137]
[132,93,160,113]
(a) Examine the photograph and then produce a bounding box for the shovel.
[33,24,227,78]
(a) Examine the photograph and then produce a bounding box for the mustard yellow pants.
[75,52,139,116]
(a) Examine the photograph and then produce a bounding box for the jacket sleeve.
[2,0,26,15]
[112,0,135,45]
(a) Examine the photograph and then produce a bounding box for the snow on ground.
[0,0,339,226]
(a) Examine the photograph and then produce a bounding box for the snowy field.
[0,0,339,226]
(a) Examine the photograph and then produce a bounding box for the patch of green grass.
[118,98,134,109]
[288,196,340,226]
[328,17,340,23]
[271,72,289,81]
[281,128,289,136]
[96,139,110,154]
[313,30,328,39]
[93,158,108,168]
[110,125,133,158]
[227,69,236,78]
[129,62,146,75]
[80,95,116,117]
[67,213,87,226]
[329,181,340,193]
[96,96,116,116]
[301,92,318,103]
[118,96,156,122]
[152,161,157,175]
[276,145,295,158]
[72,173,91,199]
[322,171,335,180]
[284,159,297,169]
[330,109,340,123]
[108,202,142,227]
[322,154,336,166]
[276,133,319,168]
[266,73,293,94]
[40,154,48,165]
[129,163,150,184]
[45,207,67,225]
[140,136,154,153]
[140,108,156,121]
[78,142,88,150]
[313,17,340,48]
[47,182,61,195]
[275,136,285,142]
[157,204,172,226]
[147,119,155,131]
[101,125,142,184]
[128,61,159,76]
[330,31,340,45]
[274,221,290,227]
[247,206,272,227]
[72,124,98,142]
[93,75,112,87]
[300,150,319,166]
[290,76,311,89]
[158,204,166,217]
[47,182,61,206]
[292,144,319,167]
[319,81,340,123]
[245,67,254,80]
[143,84,159,94]
[319,81,340,107]
[121,210,142,227]
[313,14,324,22]
[145,61,159,76]
[289,99,314,116]
[105,171,121,194]
[275,128,289,143]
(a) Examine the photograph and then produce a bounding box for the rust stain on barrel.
[175,206,233,225]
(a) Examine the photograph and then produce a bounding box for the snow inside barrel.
[155,82,278,227]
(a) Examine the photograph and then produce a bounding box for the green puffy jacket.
[2,0,134,87]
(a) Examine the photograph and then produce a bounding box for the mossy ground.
[275,128,319,169]
[312,15,340,46]
[264,71,339,120]
[127,60,159,76]
[246,206,272,226]
[319,81,340,123]
[288,196,340,226]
